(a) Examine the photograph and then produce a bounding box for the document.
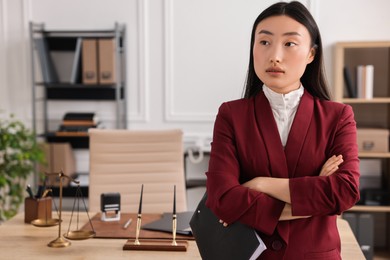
[249,231,267,260]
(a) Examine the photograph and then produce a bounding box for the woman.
[205,1,360,259]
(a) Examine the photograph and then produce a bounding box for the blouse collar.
[262,84,304,110]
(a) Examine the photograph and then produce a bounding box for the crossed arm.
[219,154,344,226]
[244,155,344,221]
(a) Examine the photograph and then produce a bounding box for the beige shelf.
[336,41,390,49]
[359,152,390,158]
[347,205,390,213]
[335,41,390,255]
[343,98,390,104]
[333,41,390,102]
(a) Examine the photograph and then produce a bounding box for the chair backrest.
[88,128,187,213]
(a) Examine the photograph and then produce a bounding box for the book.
[63,112,97,122]
[61,120,98,126]
[58,112,102,136]
[58,124,101,132]
[365,65,374,99]
[343,66,356,98]
[356,65,365,98]
[356,65,374,99]
[55,132,89,137]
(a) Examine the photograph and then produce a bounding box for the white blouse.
[262,85,304,148]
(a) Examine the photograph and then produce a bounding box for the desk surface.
[0,212,365,259]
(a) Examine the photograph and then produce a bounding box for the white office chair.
[88,128,187,213]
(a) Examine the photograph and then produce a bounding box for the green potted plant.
[0,114,45,221]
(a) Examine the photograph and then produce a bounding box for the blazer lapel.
[284,91,314,177]
[254,92,291,245]
[254,91,288,178]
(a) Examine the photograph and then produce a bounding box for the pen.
[138,184,143,215]
[123,218,132,229]
[134,184,143,245]
[41,189,52,198]
[41,177,47,198]
[173,185,176,215]
[26,185,34,198]
[172,185,177,246]
[35,185,43,198]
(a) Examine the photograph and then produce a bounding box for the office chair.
[88,128,187,213]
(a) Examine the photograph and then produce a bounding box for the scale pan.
[64,230,96,240]
[31,218,60,227]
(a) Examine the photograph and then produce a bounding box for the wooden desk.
[0,212,364,259]
[337,217,366,259]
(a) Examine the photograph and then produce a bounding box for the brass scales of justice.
[123,184,188,251]
[31,170,96,248]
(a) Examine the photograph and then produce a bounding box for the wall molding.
[21,0,33,121]
[0,0,9,115]
[163,0,215,122]
[131,0,148,122]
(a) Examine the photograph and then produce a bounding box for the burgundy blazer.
[206,90,360,260]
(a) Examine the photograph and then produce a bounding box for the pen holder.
[24,197,52,224]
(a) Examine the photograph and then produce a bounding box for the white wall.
[1,0,390,140]
[317,0,390,95]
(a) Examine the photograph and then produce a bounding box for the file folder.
[98,38,116,84]
[142,211,193,235]
[34,38,58,83]
[358,214,374,260]
[190,193,265,260]
[82,39,98,84]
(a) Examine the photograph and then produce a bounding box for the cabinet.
[334,41,390,259]
[29,22,127,198]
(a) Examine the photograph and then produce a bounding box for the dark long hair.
[243,1,330,100]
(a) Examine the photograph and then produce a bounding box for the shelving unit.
[29,22,127,198]
[334,41,390,259]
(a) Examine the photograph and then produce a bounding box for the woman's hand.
[319,155,343,176]
[219,219,229,227]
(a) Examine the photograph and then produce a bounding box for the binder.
[342,213,357,235]
[34,38,58,83]
[39,143,76,186]
[82,39,98,84]
[358,214,374,260]
[344,213,374,260]
[98,38,116,84]
[70,37,82,84]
